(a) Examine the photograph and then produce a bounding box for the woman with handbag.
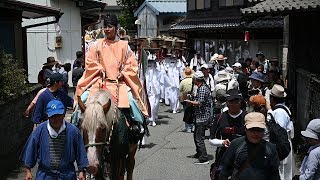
[180,67,195,133]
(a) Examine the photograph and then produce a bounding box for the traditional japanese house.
[241,0,320,138]
[170,0,283,64]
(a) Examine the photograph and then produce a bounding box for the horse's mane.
[81,89,119,133]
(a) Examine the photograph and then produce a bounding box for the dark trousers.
[193,122,208,161]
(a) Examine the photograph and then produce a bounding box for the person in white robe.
[157,60,166,103]
[165,57,181,113]
[267,85,295,180]
[189,51,205,71]
[146,58,161,126]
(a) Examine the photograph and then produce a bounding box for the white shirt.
[267,103,294,139]
[47,120,66,138]
[205,74,215,92]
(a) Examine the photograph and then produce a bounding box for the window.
[218,40,226,55]
[205,40,216,62]
[188,0,195,10]
[219,0,244,7]
[205,0,211,8]
[196,0,204,9]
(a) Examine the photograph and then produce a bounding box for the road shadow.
[186,154,214,161]
[155,119,169,125]
[157,115,171,119]
[141,142,157,149]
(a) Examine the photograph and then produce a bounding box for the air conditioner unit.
[55,36,62,48]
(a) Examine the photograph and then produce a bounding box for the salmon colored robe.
[74,38,148,116]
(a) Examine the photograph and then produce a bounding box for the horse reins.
[85,141,109,148]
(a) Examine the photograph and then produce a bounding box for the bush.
[0,50,29,102]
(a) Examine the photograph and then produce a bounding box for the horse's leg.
[126,143,138,180]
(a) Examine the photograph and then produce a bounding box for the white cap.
[201,64,209,69]
[232,62,242,68]
[225,67,234,73]
[193,71,204,79]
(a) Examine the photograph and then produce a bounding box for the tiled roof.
[134,0,186,17]
[170,19,241,31]
[247,18,283,28]
[248,0,265,2]
[241,0,320,15]
[170,18,283,31]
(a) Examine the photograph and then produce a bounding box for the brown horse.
[78,89,138,180]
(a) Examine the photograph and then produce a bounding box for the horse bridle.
[85,141,109,148]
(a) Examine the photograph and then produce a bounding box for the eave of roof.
[0,0,63,19]
[79,0,106,11]
[170,18,241,31]
[134,0,186,17]
[241,0,320,16]
[170,17,283,31]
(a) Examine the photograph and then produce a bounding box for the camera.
[224,127,236,134]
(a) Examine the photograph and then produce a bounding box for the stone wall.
[0,84,42,176]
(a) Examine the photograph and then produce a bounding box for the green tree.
[117,0,144,30]
[0,50,28,101]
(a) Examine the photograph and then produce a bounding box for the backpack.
[266,112,291,161]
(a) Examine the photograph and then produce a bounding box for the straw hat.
[210,53,219,62]
[216,54,227,61]
[43,57,58,66]
[193,71,204,80]
[214,70,231,83]
[182,67,194,78]
[270,84,287,98]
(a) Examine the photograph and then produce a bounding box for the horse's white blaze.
[87,132,99,166]
[81,90,120,167]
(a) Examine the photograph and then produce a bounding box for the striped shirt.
[49,130,66,170]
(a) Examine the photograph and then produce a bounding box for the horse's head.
[78,89,119,175]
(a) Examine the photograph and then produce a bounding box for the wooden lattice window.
[188,0,196,10]
[196,0,204,9]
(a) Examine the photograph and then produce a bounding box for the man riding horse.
[74,14,148,180]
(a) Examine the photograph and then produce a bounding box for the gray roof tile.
[170,18,283,31]
[241,0,320,15]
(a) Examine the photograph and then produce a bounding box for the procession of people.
[19,14,320,180]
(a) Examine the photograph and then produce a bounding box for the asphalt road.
[5,102,216,180]
[133,103,215,180]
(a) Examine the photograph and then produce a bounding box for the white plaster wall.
[21,0,81,85]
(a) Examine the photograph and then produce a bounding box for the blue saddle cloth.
[128,90,143,124]
[71,90,89,126]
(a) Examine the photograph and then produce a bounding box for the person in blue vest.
[20,99,88,179]
[32,72,73,126]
